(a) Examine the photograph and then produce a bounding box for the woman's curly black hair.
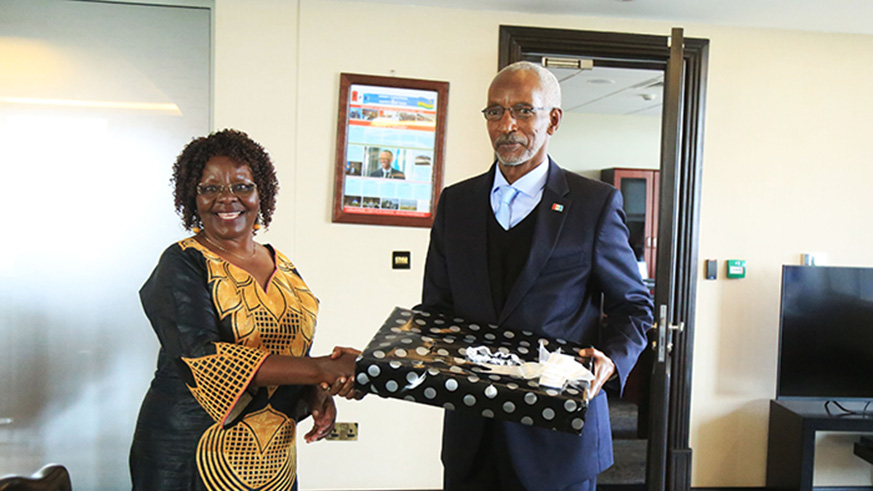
[172,129,279,231]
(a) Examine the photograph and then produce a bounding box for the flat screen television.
[777,265,873,400]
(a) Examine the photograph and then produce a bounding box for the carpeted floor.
[599,396,647,485]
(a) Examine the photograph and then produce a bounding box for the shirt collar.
[491,157,549,197]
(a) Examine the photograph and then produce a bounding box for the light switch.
[392,251,411,270]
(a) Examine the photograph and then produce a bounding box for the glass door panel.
[0,2,210,488]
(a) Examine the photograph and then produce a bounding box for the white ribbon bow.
[466,341,594,397]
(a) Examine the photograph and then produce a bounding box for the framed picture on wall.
[332,72,448,227]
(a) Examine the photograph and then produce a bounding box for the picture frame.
[332,73,448,227]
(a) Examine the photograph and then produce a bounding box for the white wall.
[213,1,873,488]
[549,111,661,179]
[692,25,873,487]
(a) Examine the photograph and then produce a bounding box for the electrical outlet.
[326,422,358,441]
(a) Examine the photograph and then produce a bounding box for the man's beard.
[494,134,535,166]
[497,154,527,167]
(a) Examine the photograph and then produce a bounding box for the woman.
[130,129,358,490]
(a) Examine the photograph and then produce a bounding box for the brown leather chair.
[0,465,71,491]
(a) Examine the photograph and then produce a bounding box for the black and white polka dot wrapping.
[355,307,589,434]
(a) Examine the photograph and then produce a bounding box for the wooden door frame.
[498,25,709,490]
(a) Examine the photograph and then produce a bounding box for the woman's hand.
[576,347,615,399]
[309,348,357,392]
[304,387,336,444]
[251,349,360,393]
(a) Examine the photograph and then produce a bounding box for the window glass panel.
[620,178,648,218]
[0,1,210,487]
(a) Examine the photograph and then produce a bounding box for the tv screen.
[778,265,873,400]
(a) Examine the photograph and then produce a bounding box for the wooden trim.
[650,27,685,489]
[669,33,709,491]
[331,73,448,228]
[499,25,678,67]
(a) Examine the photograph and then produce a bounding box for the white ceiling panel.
[548,65,663,116]
[345,0,873,35]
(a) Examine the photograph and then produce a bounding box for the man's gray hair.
[494,61,562,109]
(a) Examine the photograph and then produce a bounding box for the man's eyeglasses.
[196,182,257,197]
[481,105,550,121]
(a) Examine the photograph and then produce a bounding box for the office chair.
[0,464,71,491]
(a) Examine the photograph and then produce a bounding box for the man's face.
[379,152,392,170]
[485,71,560,168]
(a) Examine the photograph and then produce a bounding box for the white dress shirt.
[490,159,549,230]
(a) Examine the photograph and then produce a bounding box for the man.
[369,149,405,178]
[419,61,653,490]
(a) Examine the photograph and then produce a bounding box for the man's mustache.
[495,135,526,146]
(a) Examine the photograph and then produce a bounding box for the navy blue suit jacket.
[419,159,653,489]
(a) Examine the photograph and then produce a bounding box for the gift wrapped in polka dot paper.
[354,307,590,434]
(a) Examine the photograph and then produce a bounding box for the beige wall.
[549,112,662,180]
[214,0,873,488]
[692,25,873,486]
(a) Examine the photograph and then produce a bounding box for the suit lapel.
[498,159,570,324]
[458,165,500,321]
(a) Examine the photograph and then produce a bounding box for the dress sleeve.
[139,244,268,426]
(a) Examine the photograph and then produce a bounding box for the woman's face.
[195,156,260,240]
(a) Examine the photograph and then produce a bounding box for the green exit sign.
[726,259,746,279]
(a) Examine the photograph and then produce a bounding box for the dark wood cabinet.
[767,399,873,490]
[600,168,659,280]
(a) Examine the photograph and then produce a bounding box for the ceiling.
[548,64,663,116]
[347,0,873,35]
[348,0,872,117]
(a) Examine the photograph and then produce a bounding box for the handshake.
[304,346,363,444]
[315,346,364,400]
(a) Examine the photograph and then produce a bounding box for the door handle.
[656,304,668,362]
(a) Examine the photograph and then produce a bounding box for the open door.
[647,27,685,491]
[498,26,708,490]
[647,27,708,491]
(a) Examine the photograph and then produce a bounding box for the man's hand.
[577,347,615,399]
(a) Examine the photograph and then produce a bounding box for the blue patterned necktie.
[496,186,519,230]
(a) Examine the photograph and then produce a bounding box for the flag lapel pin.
[551,203,564,212]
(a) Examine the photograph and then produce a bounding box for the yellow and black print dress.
[130,238,318,491]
